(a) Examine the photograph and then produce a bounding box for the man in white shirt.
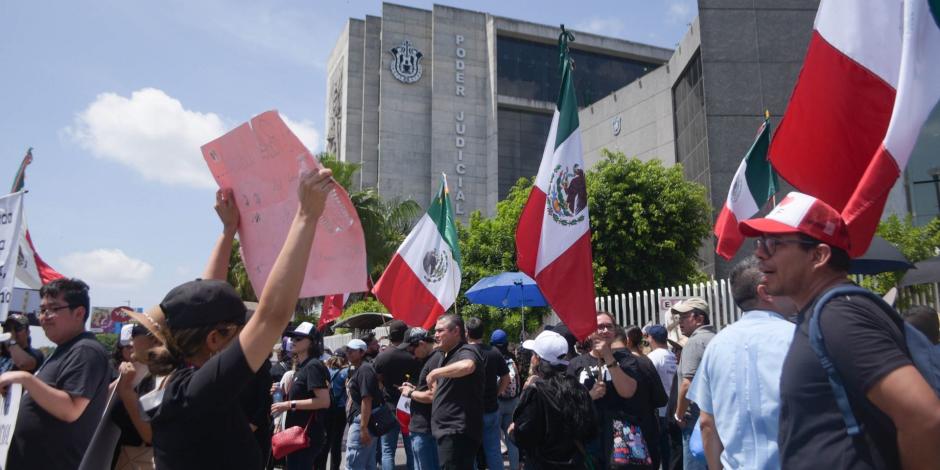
[645,324,677,470]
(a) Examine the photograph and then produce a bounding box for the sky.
[0,1,698,335]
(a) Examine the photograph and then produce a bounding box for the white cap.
[522,330,569,366]
[289,321,317,338]
[347,339,368,351]
[119,324,135,346]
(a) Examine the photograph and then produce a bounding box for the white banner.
[0,192,25,322]
[0,384,23,470]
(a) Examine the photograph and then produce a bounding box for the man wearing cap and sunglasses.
[1,313,44,373]
[741,191,940,469]
[0,278,111,470]
[398,327,441,470]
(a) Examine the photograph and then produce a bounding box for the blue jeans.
[478,411,504,470]
[498,398,519,470]
[346,416,377,470]
[380,418,414,470]
[681,408,706,470]
[410,431,440,470]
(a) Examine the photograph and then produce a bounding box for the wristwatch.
[290,401,297,410]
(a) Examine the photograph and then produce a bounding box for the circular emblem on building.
[612,116,622,136]
[546,164,588,226]
[389,40,424,84]
[422,249,448,283]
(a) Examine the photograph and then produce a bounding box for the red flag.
[318,293,348,331]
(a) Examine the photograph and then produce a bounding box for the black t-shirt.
[288,356,331,436]
[779,291,911,469]
[431,342,484,441]
[8,331,110,470]
[241,359,274,467]
[112,373,158,447]
[470,343,510,413]
[373,346,420,405]
[151,339,260,470]
[410,351,442,434]
[347,361,383,423]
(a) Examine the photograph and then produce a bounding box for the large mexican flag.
[373,175,462,329]
[714,119,778,259]
[516,29,597,341]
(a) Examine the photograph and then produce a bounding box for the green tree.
[95,333,118,353]
[587,151,711,294]
[227,238,257,302]
[862,215,940,300]
[457,178,548,340]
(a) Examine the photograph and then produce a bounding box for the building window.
[497,36,657,106]
[497,107,553,198]
[672,50,707,183]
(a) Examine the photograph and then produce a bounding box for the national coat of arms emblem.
[546,163,588,226]
[389,40,424,84]
[422,249,448,283]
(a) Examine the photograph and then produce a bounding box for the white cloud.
[66,88,225,189]
[60,249,154,289]
[668,1,695,24]
[574,18,625,37]
[66,88,321,188]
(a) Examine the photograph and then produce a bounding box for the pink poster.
[201,110,368,297]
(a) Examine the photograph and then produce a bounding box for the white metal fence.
[596,279,940,331]
[595,280,741,331]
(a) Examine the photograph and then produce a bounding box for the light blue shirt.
[687,310,795,470]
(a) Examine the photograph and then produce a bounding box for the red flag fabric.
[318,293,348,331]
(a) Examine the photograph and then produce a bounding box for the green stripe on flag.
[554,29,580,150]
[743,120,777,204]
[428,175,462,265]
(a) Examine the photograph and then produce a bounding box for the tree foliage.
[227,238,257,302]
[587,151,711,294]
[862,215,940,298]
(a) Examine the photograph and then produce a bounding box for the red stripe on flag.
[713,206,743,261]
[769,31,896,210]
[25,230,64,284]
[534,232,597,341]
[515,188,546,277]
[843,143,901,257]
[372,255,446,329]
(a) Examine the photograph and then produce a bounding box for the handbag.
[367,404,398,437]
[271,412,315,459]
[609,416,652,467]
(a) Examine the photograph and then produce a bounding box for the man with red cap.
[740,191,940,469]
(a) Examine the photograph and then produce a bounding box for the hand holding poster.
[0,192,25,322]
[201,111,368,297]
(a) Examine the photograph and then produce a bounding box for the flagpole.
[443,172,460,318]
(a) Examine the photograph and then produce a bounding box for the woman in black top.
[511,331,597,470]
[271,322,332,470]
[133,170,333,470]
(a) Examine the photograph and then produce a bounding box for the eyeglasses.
[754,237,817,256]
[39,305,72,317]
[597,323,615,332]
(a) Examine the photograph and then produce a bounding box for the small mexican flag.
[373,174,462,329]
[714,118,778,259]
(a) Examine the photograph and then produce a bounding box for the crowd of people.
[0,171,938,470]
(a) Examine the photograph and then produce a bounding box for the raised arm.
[202,188,240,281]
[238,169,333,371]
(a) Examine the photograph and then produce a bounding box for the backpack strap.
[808,285,897,437]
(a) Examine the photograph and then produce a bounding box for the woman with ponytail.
[128,167,333,470]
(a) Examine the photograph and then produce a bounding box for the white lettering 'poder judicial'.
[454,34,468,215]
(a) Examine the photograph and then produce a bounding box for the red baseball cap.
[739,192,850,252]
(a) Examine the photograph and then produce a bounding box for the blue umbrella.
[465,272,547,308]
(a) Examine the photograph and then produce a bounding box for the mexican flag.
[768,0,940,256]
[10,148,64,288]
[714,119,778,259]
[373,175,461,329]
[516,29,597,341]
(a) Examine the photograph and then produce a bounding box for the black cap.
[161,279,247,331]
[388,320,408,343]
[551,322,578,358]
[397,327,434,350]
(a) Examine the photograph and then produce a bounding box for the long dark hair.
[534,360,597,442]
